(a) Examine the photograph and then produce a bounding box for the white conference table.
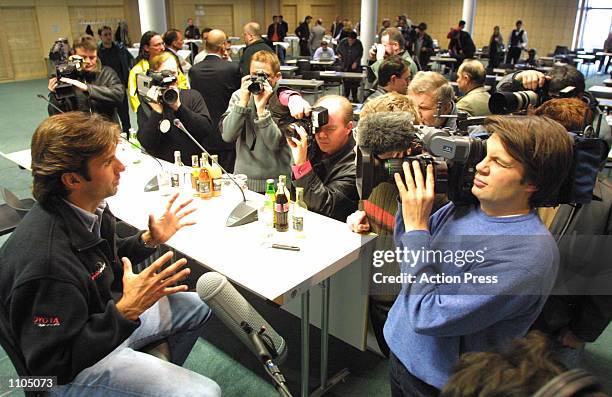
[279,79,325,101]
[1,145,375,397]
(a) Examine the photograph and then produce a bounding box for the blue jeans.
[51,292,221,397]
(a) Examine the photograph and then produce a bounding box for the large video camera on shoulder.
[358,125,485,205]
[49,38,85,100]
[136,70,179,106]
[357,115,609,207]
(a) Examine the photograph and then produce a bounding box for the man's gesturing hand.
[116,251,190,321]
[394,161,435,232]
[142,193,196,247]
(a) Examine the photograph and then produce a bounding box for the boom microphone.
[196,272,288,363]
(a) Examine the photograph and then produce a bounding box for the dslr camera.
[489,79,578,114]
[49,39,85,100]
[285,106,329,140]
[358,126,486,205]
[248,70,269,95]
[136,70,179,106]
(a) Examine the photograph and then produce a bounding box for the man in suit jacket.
[455,59,491,117]
[309,19,326,54]
[189,29,241,171]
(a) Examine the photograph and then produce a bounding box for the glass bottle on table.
[198,156,212,200]
[172,151,183,188]
[210,154,223,197]
[278,174,291,202]
[260,178,276,229]
[274,181,289,232]
[292,187,307,237]
[191,155,200,196]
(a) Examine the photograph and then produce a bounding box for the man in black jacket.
[295,16,313,57]
[337,31,363,102]
[48,35,124,123]
[98,26,134,133]
[189,29,240,171]
[137,51,213,163]
[286,95,358,221]
[0,112,221,396]
[239,22,274,76]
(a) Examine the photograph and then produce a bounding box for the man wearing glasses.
[98,26,134,133]
[220,50,311,193]
[365,56,412,104]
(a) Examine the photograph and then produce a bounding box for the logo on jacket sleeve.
[33,316,61,327]
[90,261,107,281]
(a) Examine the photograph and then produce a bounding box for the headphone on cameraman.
[533,369,603,397]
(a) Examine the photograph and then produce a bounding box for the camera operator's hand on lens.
[238,75,252,107]
[368,44,377,60]
[48,77,58,93]
[286,124,309,165]
[516,70,549,91]
[167,89,181,112]
[59,77,88,92]
[141,193,196,247]
[254,80,274,118]
[116,251,190,321]
[394,161,434,232]
[347,210,370,233]
[288,95,311,119]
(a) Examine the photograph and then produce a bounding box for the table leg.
[301,290,310,397]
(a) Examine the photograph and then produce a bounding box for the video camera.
[284,106,329,140]
[49,38,85,100]
[489,80,578,114]
[136,70,179,106]
[357,125,485,205]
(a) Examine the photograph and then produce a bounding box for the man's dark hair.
[516,20,523,25]
[305,16,312,22]
[202,27,213,34]
[163,29,181,46]
[348,31,358,39]
[459,20,466,26]
[547,65,585,95]
[99,26,112,35]
[418,22,427,31]
[381,27,405,48]
[484,115,574,207]
[378,56,408,86]
[31,112,120,206]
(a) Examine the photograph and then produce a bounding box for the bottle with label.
[191,155,200,195]
[292,187,307,236]
[278,174,291,202]
[261,178,275,228]
[210,154,223,197]
[172,151,183,188]
[198,156,212,199]
[128,128,141,149]
[274,181,289,232]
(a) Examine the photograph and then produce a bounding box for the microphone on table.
[172,118,259,227]
[196,272,288,363]
[36,94,163,192]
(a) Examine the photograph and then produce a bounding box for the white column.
[360,0,378,65]
[138,0,167,34]
[462,0,477,35]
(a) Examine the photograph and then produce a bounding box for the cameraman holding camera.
[136,52,213,163]
[495,65,612,145]
[48,35,124,123]
[285,95,359,221]
[384,116,573,396]
[220,50,311,193]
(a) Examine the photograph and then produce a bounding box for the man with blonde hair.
[456,59,491,117]
[408,71,456,127]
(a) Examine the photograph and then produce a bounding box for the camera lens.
[248,82,263,95]
[162,88,178,105]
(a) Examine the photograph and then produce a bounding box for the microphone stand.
[172,118,259,227]
[241,322,293,397]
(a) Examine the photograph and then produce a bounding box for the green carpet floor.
[0,77,610,396]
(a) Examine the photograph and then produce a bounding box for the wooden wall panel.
[67,6,125,42]
[0,7,46,81]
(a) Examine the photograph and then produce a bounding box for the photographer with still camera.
[220,50,311,193]
[285,95,359,221]
[48,35,124,123]
[493,65,611,145]
[136,52,213,163]
[384,116,575,396]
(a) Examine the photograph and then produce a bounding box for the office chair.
[0,187,34,218]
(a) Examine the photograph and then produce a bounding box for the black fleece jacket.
[0,199,155,384]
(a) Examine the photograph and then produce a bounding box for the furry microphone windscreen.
[357,112,417,155]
